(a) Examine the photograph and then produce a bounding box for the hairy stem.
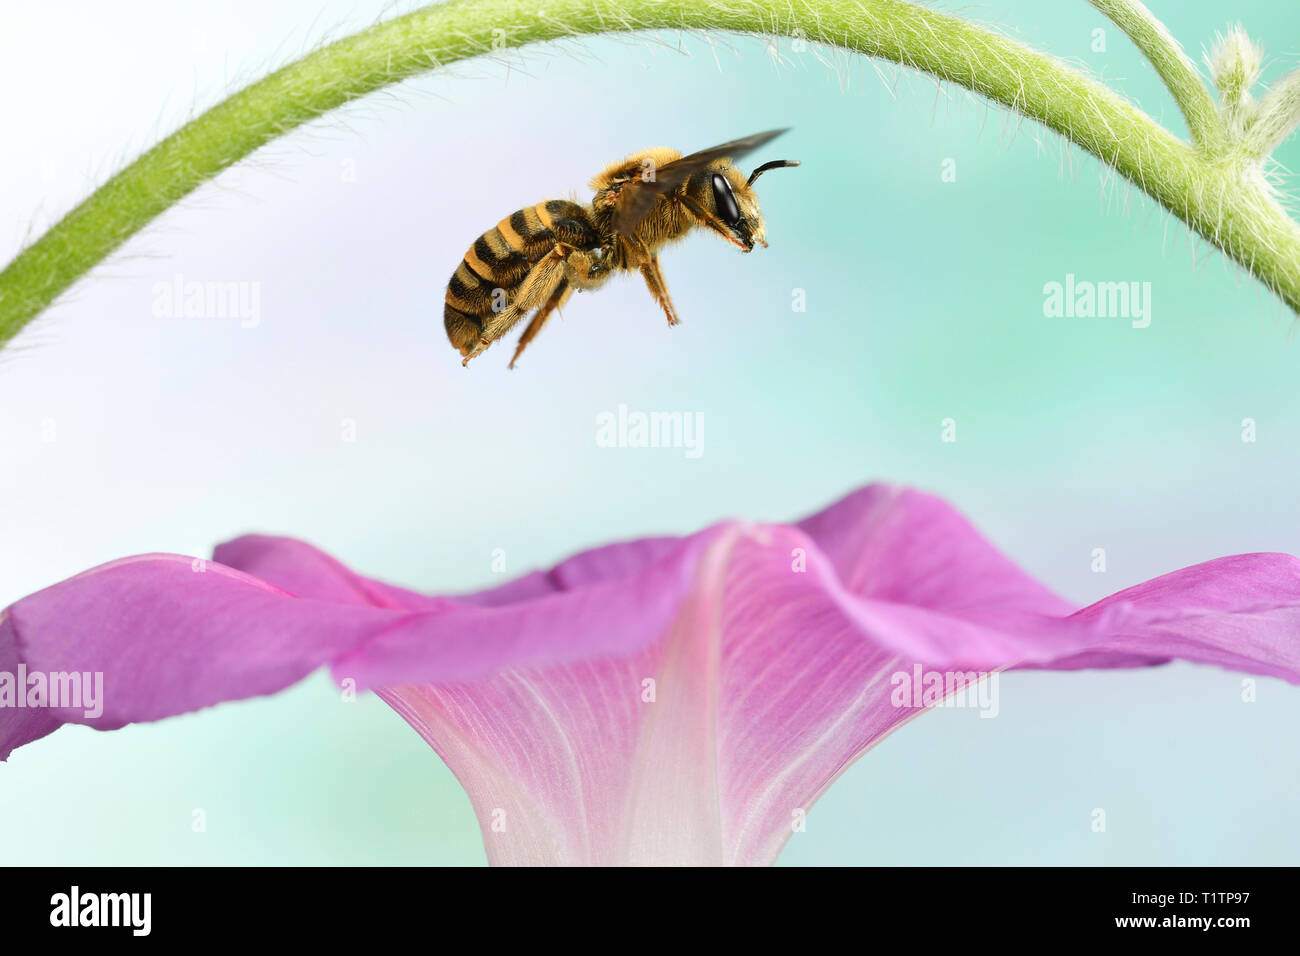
[1248,67,1300,158]
[3,0,1299,349]
[1088,0,1225,152]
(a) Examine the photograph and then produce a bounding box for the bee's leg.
[509,280,573,369]
[638,254,680,326]
[477,246,571,357]
[461,335,493,366]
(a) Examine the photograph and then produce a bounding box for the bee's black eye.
[711,173,741,227]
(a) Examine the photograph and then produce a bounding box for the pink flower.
[3,485,1298,865]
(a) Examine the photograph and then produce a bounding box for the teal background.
[0,0,1297,864]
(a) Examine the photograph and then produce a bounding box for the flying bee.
[443,129,799,368]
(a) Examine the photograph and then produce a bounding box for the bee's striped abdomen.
[444,200,599,353]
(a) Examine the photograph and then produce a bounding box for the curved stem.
[3,0,1299,350]
[1248,67,1300,158]
[1088,0,1225,152]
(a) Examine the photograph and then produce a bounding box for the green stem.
[3,0,1300,349]
[1088,0,1225,153]
[1248,67,1300,158]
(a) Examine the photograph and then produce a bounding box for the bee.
[443,129,799,368]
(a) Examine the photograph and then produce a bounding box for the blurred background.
[1,0,1297,865]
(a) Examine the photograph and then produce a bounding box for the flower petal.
[797,485,1075,616]
[212,535,448,610]
[1023,553,1300,681]
[0,553,403,758]
[363,496,1300,865]
[0,613,62,755]
[331,531,720,687]
[4,483,1298,869]
[377,528,741,865]
[0,533,723,760]
[376,523,1300,865]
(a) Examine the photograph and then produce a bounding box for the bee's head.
[695,159,799,252]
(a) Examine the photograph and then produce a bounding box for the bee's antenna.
[747,160,800,186]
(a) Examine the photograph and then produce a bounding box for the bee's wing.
[613,128,789,236]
